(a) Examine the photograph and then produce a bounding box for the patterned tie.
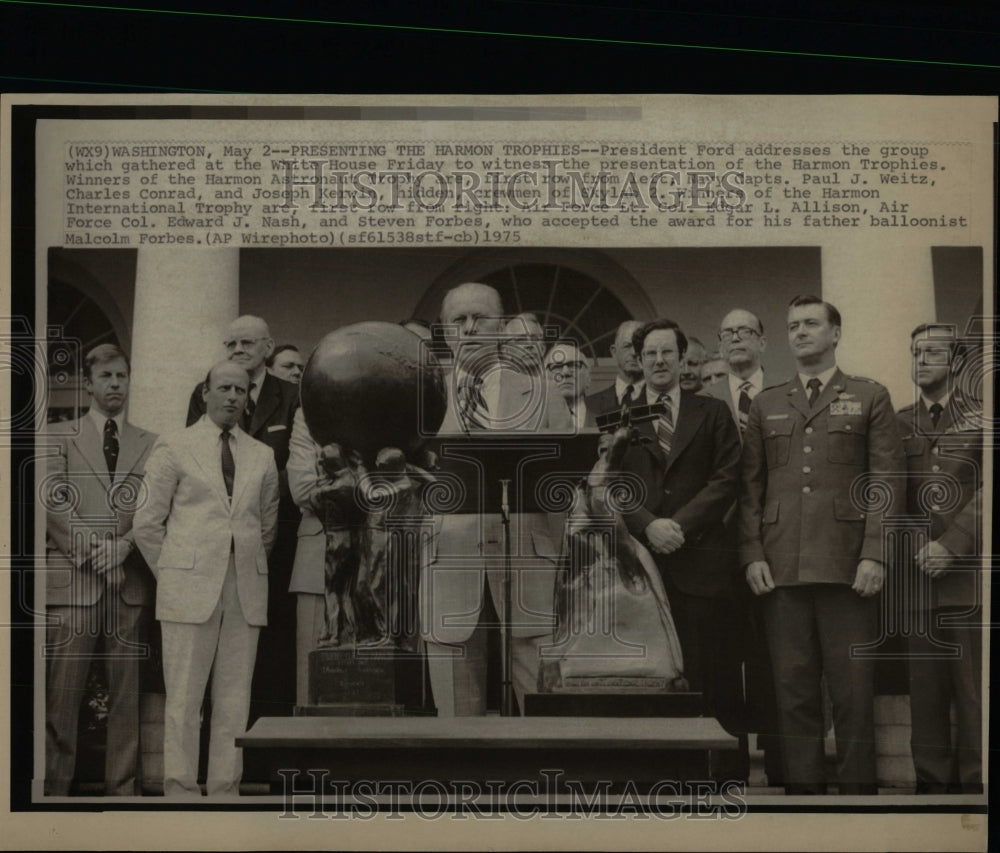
[620,383,635,407]
[737,380,753,434]
[221,429,235,497]
[243,382,257,432]
[929,402,943,429]
[103,418,119,477]
[806,377,822,407]
[459,375,489,430]
[656,392,674,458]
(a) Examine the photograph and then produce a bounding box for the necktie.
[459,375,489,430]
[806,377,822,407]
[221,429,235,497]
[620,383,635,407]
[657,393,674,458]
[929,402,943,429]
[103,418,119,477]
[737,381,753,434]
[243,383,257,432]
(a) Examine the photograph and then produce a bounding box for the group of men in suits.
[45,313,299,797]
[44,288,983,798]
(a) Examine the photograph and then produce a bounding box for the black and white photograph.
[2,91,994,850]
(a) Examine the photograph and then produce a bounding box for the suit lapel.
[251,373,279,437]
[634,410,667,469]
[189,422,232,512]
[664,393,705,474]
[73,416,111,487]
[785,380,811,422]
[230,427,253,509]
[115,423,151,480]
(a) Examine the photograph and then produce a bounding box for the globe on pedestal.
[300,321,447,464]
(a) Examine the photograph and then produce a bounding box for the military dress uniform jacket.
[739,369,904,586]
[897,398,982,610]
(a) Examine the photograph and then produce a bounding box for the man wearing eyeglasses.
[703,308,783,786]
[427,283,571,717]
[898,324,983,794]
[545,342,596,429]
[617,318,746,780]
[186,315,300,743]
[704,310,767,434]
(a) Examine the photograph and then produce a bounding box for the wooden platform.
[238,716,737,788]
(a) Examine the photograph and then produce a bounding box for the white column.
[129,248,239,432]
[822,240,936,408]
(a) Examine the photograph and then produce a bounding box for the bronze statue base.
[301,647,430,717]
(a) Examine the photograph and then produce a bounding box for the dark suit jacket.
[585,381,640,420]
[45,416,157,607]
[739,369,904,587]
[897,396,982,609]
[620,391,741,598]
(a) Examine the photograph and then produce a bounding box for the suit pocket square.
[267,424,287,432]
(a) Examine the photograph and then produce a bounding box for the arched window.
[412,248,654,372]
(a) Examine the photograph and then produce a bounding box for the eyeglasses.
[224,337,265,350]
[641,349,677,361]
[719,326,761,343]
[545,361,587,374]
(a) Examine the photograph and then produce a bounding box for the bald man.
[426,282,572,715]
[545,342,596,429]
[585,319,645,418]
[186,315,300,734]
[136,361,279,796]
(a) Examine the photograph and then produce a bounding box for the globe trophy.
[298,322,447,716]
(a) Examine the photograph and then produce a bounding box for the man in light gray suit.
[45,344,156,796]
[424,283,572,715]
[135,361,279,797]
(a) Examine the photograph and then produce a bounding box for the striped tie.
[657,392,674,457]
[459,376,489,430]
[737,380,753,434]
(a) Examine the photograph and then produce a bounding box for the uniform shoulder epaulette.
[844,374,883,386]
[761,378,791,392]
[896,402,917,415]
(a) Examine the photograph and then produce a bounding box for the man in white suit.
[45,344,156,796]
[135,361,279,797]
[425,283,572,715]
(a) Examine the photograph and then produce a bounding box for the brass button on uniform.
[931,464,941,473]
[805,427,814,434]
[844,424,853,431]
[802,466,811,473]
[802,485,812,494]
[803,446,812,454]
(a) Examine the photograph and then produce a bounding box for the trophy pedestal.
[297,647,432,717]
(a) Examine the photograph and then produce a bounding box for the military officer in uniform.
[739,294,903,794]
[898,323,983,794]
